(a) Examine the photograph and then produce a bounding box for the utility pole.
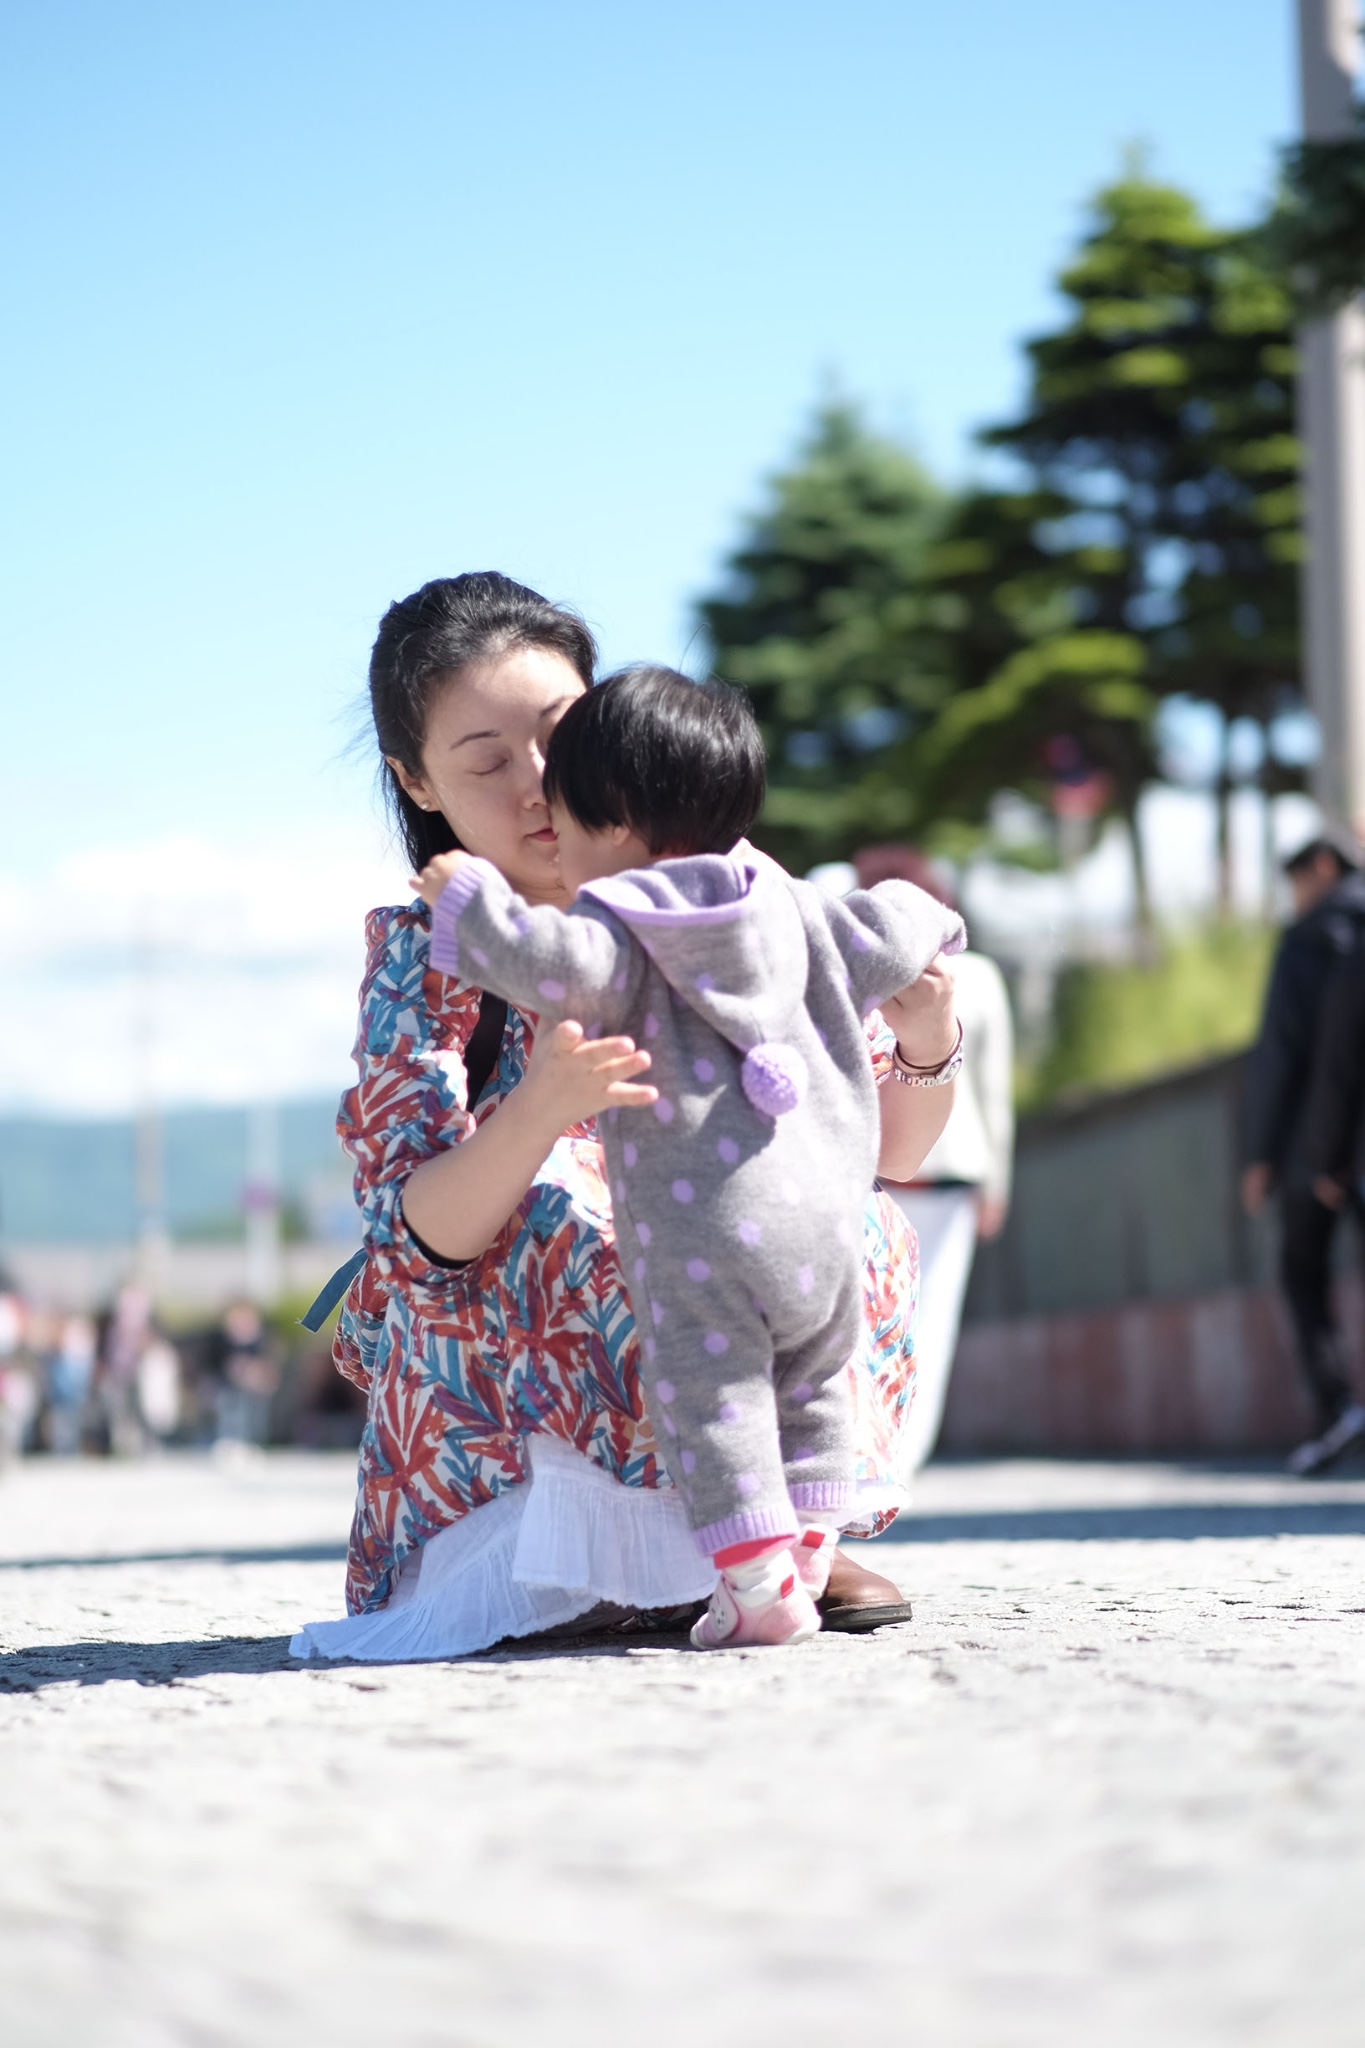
[1297,0,1365,837]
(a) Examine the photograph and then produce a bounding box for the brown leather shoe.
[818,1547,914,1632]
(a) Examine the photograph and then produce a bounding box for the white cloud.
[0,821,410,1114]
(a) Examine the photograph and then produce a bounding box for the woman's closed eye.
[466,753,510,778]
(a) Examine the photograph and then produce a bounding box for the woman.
[292,573,959,1661]
[856,847,1014,1473]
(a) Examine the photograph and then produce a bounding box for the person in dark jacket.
[1305,944,1365,1209]
[1242,830,1365,1474]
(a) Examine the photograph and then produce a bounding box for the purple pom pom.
[740,1042,808,1118]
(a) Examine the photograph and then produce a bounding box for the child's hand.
[524,1020,657,1127]
[880,952,958,1068]
[410,851,471,907]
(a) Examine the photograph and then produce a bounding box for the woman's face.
[389,645,586,902]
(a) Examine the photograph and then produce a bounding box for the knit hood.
[579,849,806,1059]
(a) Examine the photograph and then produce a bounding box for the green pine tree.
[698,404,947,871]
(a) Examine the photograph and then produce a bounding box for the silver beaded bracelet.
[880,1018,964,1089]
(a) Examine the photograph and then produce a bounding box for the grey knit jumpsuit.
[430,846,963,1557]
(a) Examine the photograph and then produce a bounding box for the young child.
[414,666,964,1649]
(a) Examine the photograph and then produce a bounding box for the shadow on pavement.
[0,1543,348,1572]
[0,1634,305,1690]
[878,1502,1365,1544]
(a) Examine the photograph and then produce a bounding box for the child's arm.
[819,880,966,1017]
[415,853,643,1027]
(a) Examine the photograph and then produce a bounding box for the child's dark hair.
[543,665,766,856]
[369,571,597,868]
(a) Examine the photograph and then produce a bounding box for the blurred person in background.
[209,1299,279,1452]
[0,1290,39,1463]
[43,1312,97,1456]
[135,1333,184,1445]
[98,1284,153,1456]
[856,847,1015,1472]
[1241,829,1365,1475]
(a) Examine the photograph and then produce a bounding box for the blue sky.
[0,1,1304,1111]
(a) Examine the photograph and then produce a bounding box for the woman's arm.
[401,1020,655,1261]
[875,956,960,1182]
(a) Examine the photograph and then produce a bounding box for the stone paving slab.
[2,1452,1364,2047]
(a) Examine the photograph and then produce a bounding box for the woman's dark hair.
[369,571,597,868]
[543,665,766,856]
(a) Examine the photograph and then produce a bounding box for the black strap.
[299,991,511,1324]
[462,990,509,1111]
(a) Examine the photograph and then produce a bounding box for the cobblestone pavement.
[2,1451,1364,2048]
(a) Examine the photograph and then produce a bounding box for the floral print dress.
[331,901,919,1618]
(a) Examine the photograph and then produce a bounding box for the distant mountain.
[0,1098,352,1244]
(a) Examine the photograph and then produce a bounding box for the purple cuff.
[428,857,499,978]
[788,1481,853,1515]
[692,1504,798,1559]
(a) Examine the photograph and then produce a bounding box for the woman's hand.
[522,1019,658,1126]
[879,954,958,1068]
[411,850,473,907]
[402,1022,656,1264]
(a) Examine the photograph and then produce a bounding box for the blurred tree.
[1268,108,1365,314]
[698,404,947,870]
[699,172,1303,921]
[928,171,1301,915]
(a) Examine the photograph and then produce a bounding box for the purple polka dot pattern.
[686,1258,711,1281]
[622,1141,638,1167]
[737,1219,762,1246]
[791,1446,816,1463]
[681,1449,697,1474]
[644,1336,657,1361]
[693,1057,715,1082]
[797,1264,814,1295]
[671,1179,694,1203]
[717,1137,739,1165]
[470,945,489,968]
[612,970,628,992]
[851,928,873,952]
[653,1097,675,1124]
[633,1257,647,1281]
[644,1012,660,1038]
[637,1221,652,1246]
[736,1473,761,1498]
[656,1379,676,1403]
[791,1381,814,1404]
[694,971,715,993]
[652,1302,665,1326]
[718,1400,742,1424]
[511,912,531,935]
[704,1332,730,1355]
[537,978,566,1001]
[662,1413,678,1436]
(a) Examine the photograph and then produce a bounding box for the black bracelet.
[893,1018,964,1074]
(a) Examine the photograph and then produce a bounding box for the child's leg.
[625,1271,822,1648]
[771,1258,864,1528]
[633,1272,799,1559]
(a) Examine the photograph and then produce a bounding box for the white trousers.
[885,1184,980,1473]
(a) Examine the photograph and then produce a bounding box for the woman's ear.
[386,755,438,813]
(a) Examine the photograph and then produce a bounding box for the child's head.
[543,665,767,894]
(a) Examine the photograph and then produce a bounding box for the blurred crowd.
[0,1284,365,1467]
